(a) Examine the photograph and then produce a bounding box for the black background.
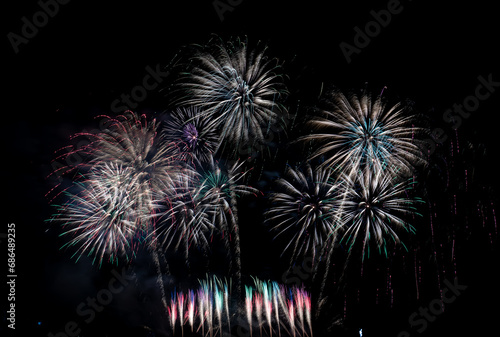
[3,0,500,336]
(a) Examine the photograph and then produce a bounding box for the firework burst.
[152,156,259,282]
[332,169,422,258]
[153,166,216,264]
[197,156,259,219]
[300,90,425,176]
[89,112,179,204]
[163,106,220,164]
[49,112,181,265]
[180,38,288,154]
[265,164,336,266]
[51,163,156,265]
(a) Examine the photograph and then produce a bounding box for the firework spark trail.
[414,247,420,300]
[151,239,169,315]
[180,38,288,156]
[255,293,263,336]
[245,285,254,337]
[224,282,231,336]
[295,288,305,337]
[197,288,206,337]
[199,276,232,336]
[168,292,178,336]
[493,203,498,236]
[272,282,281,337]
[228,169,243,298]
[262,282,273,337]
[428,202,441,298]
[202,283,213,337]
[214,287,223,337]
[276,283,293,337]
[303,290,313,337]
[287,299,296,337]
[188,290,196,332]
[178,293,186,337]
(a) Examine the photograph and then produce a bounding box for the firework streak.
[166,276,313,337]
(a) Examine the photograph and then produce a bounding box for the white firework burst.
[332,169,422,258]
[265,164,336,266]
[90,112,179,211]
[154,165,216,256]
[300,90,425,176]
[50,112,181,265]
[180,38,288,153]
[54,163,153,266]
[152,157,258,267]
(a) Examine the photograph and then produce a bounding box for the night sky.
[3,0,500,336]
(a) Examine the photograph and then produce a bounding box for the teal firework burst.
[300,90,426,176]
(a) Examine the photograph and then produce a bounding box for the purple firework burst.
[163,106,219,164]
[182,123,199,148]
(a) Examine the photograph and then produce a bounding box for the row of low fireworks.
[46,36,498,336]
[167,276,312,337]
